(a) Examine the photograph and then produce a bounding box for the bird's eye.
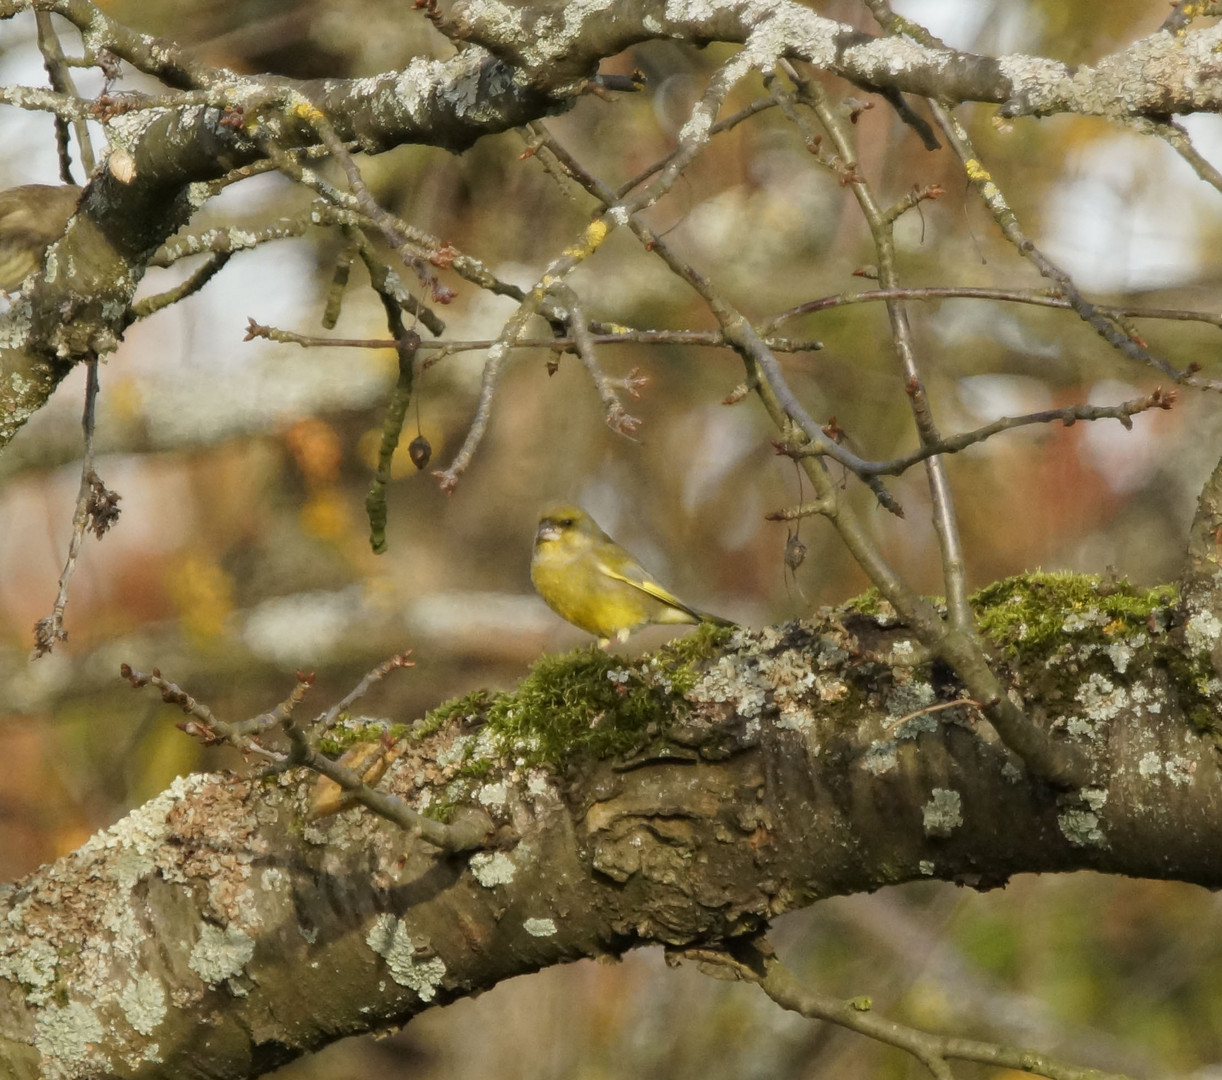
[557,518,574,528]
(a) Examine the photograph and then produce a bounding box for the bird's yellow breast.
[530,539,658,640]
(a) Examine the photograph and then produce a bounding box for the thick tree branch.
[0,578,1209,1079]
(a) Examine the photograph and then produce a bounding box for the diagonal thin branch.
[779,61,972,634]
[32,359,120,657]
[120,659,493,851]
[930,102,1216,389]
[780,387,1177,477]
[552,284,643,439]
[687,939,1134,1080]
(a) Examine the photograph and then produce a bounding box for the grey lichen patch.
[1138,751,1162,777]
[886,679,935,720]
[995,53,1075,114]
[1106,636,1145,674]
[434,733,473,768]
[116,972,167,1037]
[188,922,256,986]
[894,710,940,742]
[1081,788,1108,813]
[33,1000,105,1078]
[1001,761,1024,784]
[843,33,933,83]
[862,741,898,775]
[1058,809,1106,847]
[1073,672,1129,730]
[693,653,770,720]
[469,850,516,888]
[1166,755,1196,787]
[0,936,59,1005]
[918,860,936,876]
[525,771,554,797]
[366,914,446,1001]
[922,788,963,838]
[523,917,557,937]
[1186,609,1222,653]
[80,772,214,889]
[477,781,509,808]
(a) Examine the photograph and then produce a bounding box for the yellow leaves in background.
[284,417,355,540]
[165,553,234,645]
[284,417,343,486]
[300,488,351,540]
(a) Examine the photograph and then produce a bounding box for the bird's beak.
[535,520,561,545]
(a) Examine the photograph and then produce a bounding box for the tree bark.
[2,576,1219,1080]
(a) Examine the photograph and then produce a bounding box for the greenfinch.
[0,184,82,293]
[531,503,733,645]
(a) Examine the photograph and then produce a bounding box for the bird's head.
[535,504,595,550]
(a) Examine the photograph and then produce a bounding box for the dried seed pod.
[784,533,808,573]
[408,434,432,470]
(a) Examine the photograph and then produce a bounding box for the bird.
[0,184,82,293]
[530,503,733,646]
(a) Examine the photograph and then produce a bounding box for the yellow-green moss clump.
[417,689,491,740]
[972,572,1176,657]
[317,718,412,757]
[487,623,732,767]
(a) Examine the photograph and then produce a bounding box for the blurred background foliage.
[3,0,1222,1075]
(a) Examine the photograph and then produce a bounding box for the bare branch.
[119,658,493,851]
[760,284,1222,336]
[552,284,643,438]
[930,102,1209,387]
[241,319,822,357]
[835,388,1177,477]
[31,360,120,657]
[687,940,1135,1080]
[35,10,95,179]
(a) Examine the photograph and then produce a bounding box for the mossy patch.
[840,588,892,620]
[972,572,1176,658]
[317,718,410,757]
[416,689,490,740]
[486,624,731,768]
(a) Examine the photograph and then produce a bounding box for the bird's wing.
[597,559,702,620]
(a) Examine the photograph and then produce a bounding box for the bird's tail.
[697,610,735,629]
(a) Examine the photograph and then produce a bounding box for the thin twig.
[613,97,777,198]
[931,102,1213,388]
[35,11,95,180]
[150,214,317,267]
[525,122,899,511]
[783,62,972,633]
[780,388,1177,477]
[131,252,232,319]
[434,38,784,492]
[119,664,280,759]
[552,284,643,438]
[1142,115,1222,196]
[687,940,1134,1080]
[242,319,822,356]
[310,650,416,735]
[120,657,492,850]
[885,697,983,731]
[32,360,120,657]
[760,284,1222,336]
[305,106,457,308]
